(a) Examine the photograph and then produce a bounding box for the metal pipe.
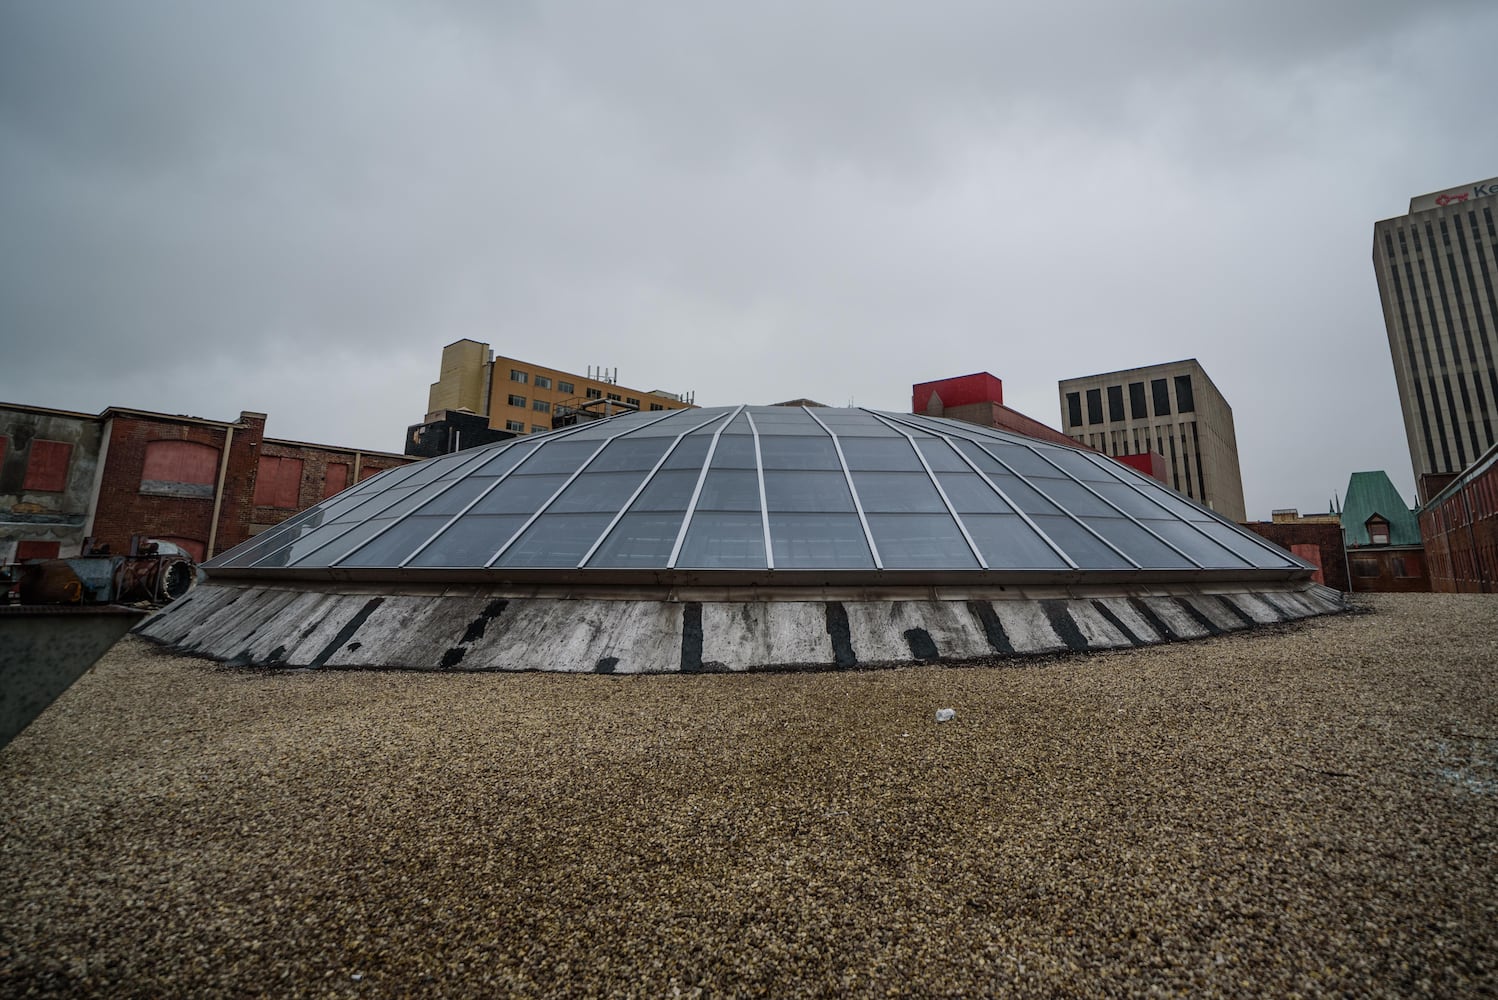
[206,425,234,558]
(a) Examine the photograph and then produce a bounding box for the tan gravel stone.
[2,593,1495,997]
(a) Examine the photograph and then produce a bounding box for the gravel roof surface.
[2,593,1495,998]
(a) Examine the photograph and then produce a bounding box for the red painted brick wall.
[91,412,265,559]
[250,440,414,533]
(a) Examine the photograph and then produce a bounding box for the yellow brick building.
[426,340,694,434]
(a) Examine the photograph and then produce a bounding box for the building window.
[534,375,552,390]
[607,392,622,402]
[253,455,304,509]
[22,439,73,492]
[1085,388,1103,425]
[507,394,526,407]
[1065,392,1083,428]
[1129,382,1147,420]
[1151,379,1171,417]
[1366,516,1390,546]
[324,462,351,498]
[1106,385,1124,422]
[15,539,61,561]
[1174,374,1195,413]
[586,388,602,399]
[650,403,665,411]
[626,397,640,407]
[140,440,219,498]
[558,381,574,394]
[510,370,528,384]
[533,400,551,413]
[531,424,548,434]
[1352,557,1379,578]
[505,420,524,432]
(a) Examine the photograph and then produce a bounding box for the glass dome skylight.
[205,407,1305,582]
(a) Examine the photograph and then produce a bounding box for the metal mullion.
[1019,443,1203,569]
[973,440,1142,569]
[243,468,439,569]
[667,405,747,568]
[330,446,506,567]
[576,410,735,568]
[873,412,1075,568]
[744,409,775,570]
[487,408,682,568]
[1077,450,1301,567]
[864,411,987,568]
[397,418,607,568]
[802,406,882,569]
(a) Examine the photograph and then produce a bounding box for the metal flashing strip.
[804,405,883,569]
[667,405,748,568]
[744,408,775,570]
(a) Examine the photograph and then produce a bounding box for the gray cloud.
[3,0,1496,517]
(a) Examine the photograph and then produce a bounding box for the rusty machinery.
[8,536,196,606]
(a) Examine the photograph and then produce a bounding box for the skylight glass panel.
[494,513,616,567]
[586,512,686,566]
[838,437,923,471]
[961,515,1069,569]
[677,512,766,567]
[865,514,978,568]
[407,515,529,566]
[762,470,855,512]
[767,513,874,568]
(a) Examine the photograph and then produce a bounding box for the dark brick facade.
[4,401,416,565]
[91,410,266,559]
[1240,521,1349,592]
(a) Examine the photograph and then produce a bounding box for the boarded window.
[1397,554,1421,578]
[1351,557,1379,578]
[324,462,350,498]
[359,465,384,482]
[253,456,304,508]
[0,435,7,467]
[16,540,61,561]
[23,440,73,492]
[141,440,219,497]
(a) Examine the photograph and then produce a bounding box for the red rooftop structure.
[912,372,1168,482]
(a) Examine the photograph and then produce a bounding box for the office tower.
[1372,176,1498,502]
[1058,359,1246,521]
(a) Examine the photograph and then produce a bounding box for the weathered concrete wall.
[137,583,1347,674]
[0,405,104,561]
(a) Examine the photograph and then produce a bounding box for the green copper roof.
[1342,471,1421,547]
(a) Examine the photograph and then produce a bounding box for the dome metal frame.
[204,406,1310,590]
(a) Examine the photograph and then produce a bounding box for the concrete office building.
[1058,360,1246,522]
[1373,175,1498,503]
[426,340,693,435]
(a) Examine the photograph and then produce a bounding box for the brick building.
[1419,440,1498,592]
[1058,360,1246,521]
[426,339,694,436]
[2,401,413,565]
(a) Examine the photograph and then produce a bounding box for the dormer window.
[1366,515,1390,546]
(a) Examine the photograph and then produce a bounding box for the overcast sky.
[3,1,1496,518]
